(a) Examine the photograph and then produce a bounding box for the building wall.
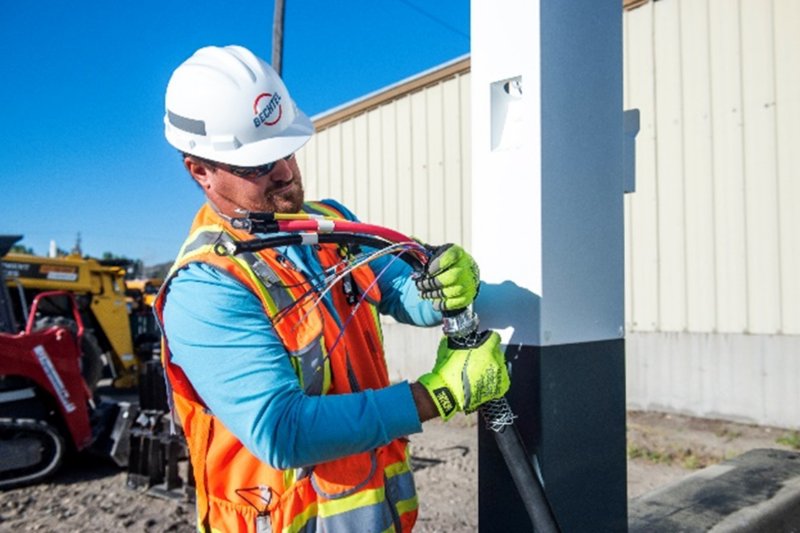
[623,0,800,428]
[623,0,800,337]
[296,58,472,249]
[296,0,800,428]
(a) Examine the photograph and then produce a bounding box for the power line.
[392,0,469,41]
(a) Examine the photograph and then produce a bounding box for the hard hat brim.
[166,110,315,167]
[216,110,315,167]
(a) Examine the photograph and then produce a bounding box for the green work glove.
[416,243,480,312]
[418,331,510,420]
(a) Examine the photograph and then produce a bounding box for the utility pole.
[271,0,285,75]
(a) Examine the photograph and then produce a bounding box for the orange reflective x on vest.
[154,202,418,533]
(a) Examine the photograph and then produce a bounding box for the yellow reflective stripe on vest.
[175,224,233,272]
[384,458,411,478]
[384,457,418,517]
[176,228,333,395]
[283,501,318,533]
[395,495,419,518]
[290,339,330,395]
[176,226,286,315]
[182,224,224,253]
[225,252,283,317]
[317,486,392,528]
[283,486,401,533]
[369,303,384,344]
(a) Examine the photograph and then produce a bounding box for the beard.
[264,180,305,213]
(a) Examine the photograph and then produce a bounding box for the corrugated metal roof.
[312,54,470,131]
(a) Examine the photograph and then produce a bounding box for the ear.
[185,157,212,189]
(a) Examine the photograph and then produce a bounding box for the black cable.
[226,231,560,531]
[217,233,426,273]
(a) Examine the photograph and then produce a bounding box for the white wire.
[290,241,424,330]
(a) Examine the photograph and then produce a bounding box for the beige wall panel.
[425,84,447,244]
[623,12,634,331]
[328,126,344,202]
[654,0,688,331]
[296,131,314,195]
[410,91,431,241]
[625,3,660,332]
[296,133,309,192]
[459,74,472,249]
[395,97,414,237]
[339,120,357,210]
[774,0,800,334]
[708,0,748,333]
[379,105,400,231]
[442,79,465,245]
[366,111,383,225]
[299,69,470,251]
[680,0,717,332]
[305,128,329,199]
[351,114,370,217]
[741,0,781,334]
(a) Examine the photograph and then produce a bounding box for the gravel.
[0,411,794,532]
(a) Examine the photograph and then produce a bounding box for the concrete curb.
[629,449,800,532]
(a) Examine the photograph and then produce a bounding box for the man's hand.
[417,331,510,420]
[415,244,480,312]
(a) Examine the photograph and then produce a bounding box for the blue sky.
[1,1,469,265]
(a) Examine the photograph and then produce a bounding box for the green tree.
[9,244,35,255]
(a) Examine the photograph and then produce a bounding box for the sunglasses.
[209,153,295,178]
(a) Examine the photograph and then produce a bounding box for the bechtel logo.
[253,92,283,127]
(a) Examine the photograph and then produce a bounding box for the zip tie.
[316,220,335,233]
[300,233,319,245]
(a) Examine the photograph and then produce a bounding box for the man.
[155,45,509,533]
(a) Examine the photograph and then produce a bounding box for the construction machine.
[125,278,163,309]
[0,236,190,495]
[2,250,156,388]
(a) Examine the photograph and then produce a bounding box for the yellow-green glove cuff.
[418,372,460,421]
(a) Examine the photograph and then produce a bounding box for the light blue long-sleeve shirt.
[161,201,440,469]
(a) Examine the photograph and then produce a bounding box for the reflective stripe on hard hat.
[164,45,314,167]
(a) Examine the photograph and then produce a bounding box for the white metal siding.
[624,0,800,427]
[296,72,472,248]
[623,0,800,336]
[776,0,800,335]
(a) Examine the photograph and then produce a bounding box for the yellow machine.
[125,278,163,309]
[1,252,151,388]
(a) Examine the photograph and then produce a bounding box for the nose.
[267,158,293,183]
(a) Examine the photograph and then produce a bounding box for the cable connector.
[441,307,480,339]
[231,212,279,234]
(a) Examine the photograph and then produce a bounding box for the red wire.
[277,220,416,246]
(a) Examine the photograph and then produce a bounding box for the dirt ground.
[1,410,797,532]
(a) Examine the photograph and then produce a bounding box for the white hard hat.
[164,45,314,167]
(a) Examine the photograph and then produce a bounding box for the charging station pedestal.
[470,1,628,531]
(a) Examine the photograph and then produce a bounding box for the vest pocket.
[310,450,378,499]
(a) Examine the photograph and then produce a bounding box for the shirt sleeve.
[319,199,442,327]
[161,262,423,470]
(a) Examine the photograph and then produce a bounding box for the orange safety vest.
[154,202,418,533]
